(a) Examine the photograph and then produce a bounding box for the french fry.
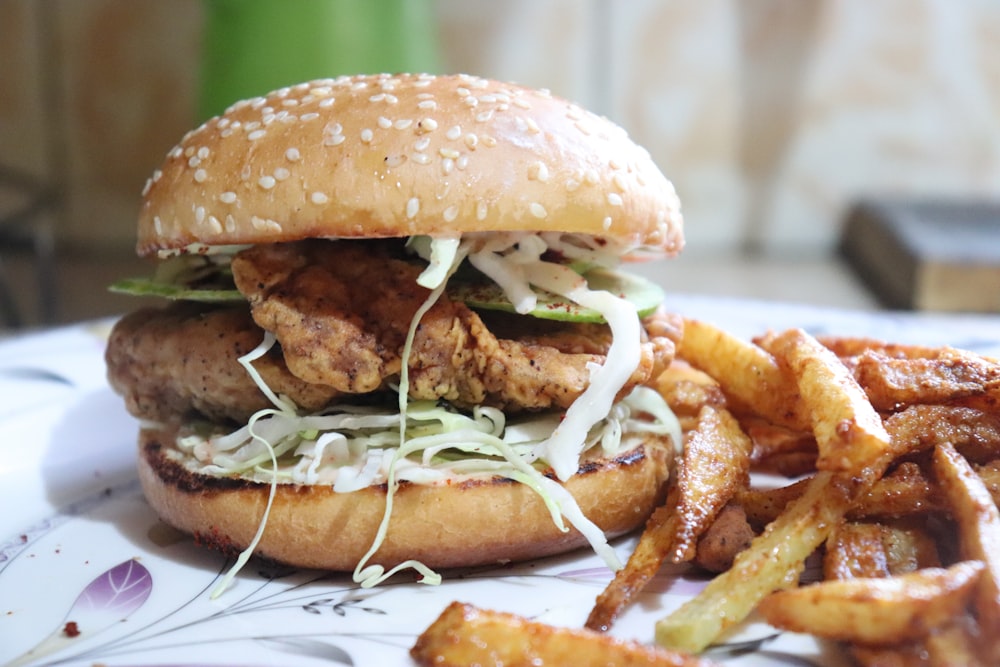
[413,602,721,667]
[677,319,808,431]
[854,348,1000,410]
[885,404,1000,464]
[932,443,1000,644]
[924,615,989,667]
[757,561,984,645]
[586,491,679,633]
[671,405,753,562]
[824,521,892,580]
[817,335,950,360]
[761,328,892,474]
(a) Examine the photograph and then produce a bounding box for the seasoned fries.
[412,602,721,667]
[757,561,983,645]
[413,319,1000,665]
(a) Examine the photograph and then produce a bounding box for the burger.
[106,73,685,589]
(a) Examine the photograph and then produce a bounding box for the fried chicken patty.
[107,241,678,424]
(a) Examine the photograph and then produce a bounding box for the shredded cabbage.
[178,231,679,591]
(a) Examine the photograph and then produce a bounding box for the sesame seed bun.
[137,73,683,257]
[136,425,671,571]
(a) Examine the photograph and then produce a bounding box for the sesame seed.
[195,206,205,223]
[286,147,302,161]
[529,202,547,219]
[141,178,153,196]
[324,134,346,146]
[456,87,470,97]
[441,158,454,174]
[446,125,462,141]
[187,156,200,168]
[525,118,540,134]
[613,173,628,190]
[240,165,252,180]
[413,153,431,165]
[224,214,236,232]
[220,128,234,138]
[245,121,261,131]
[476,201,488,220]
[370,93,386,102]
[184,146,196,157]
[258,176,276,189]
[193,169,207,183]
[609,157,624,170]
[456,155,469,170]
[154,216,163,234]
[463,96,479,107]
[168,146,183,159]
[376,116,391,129]
[584,169,600,185]
[414,137,431,152]
[439,147,460,159]
[217,118,231,129]
[513,97,531,109]
[406,197,420,219]
[361,128,374,143]
[566,107,583,121]
[220,191,237,204]
[528,162,549,182]
[603,216,613,230]
[281,98,299,107]
[311,191,329,204]
[197,146,210,159]
[394,118,413,130]
[207,215,223,234]
[574,121,591,136]
[419,118,438,132]
[152,169,162,182]
[475,109,494,123]
[565,178,580,192]
[300,112,319,121]
[385,154,407,168]
[311,86,332,96]
[319,97,336,108]
[607,193,623,206]
[480,135,497,148]
[443,205,459,222]
[464,133,478,149]
[247,129,267,140]
[385,94,398,104]
[418,100,437,110]
[274,167,290,180]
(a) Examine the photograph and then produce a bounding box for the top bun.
[137,73,683,258]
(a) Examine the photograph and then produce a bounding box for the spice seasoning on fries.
[413,318,1000,666]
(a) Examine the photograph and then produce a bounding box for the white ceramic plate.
[3,298,1000,666]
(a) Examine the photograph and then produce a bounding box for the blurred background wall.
[1,0,999,325]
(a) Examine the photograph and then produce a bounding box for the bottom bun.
[137,426,671,571]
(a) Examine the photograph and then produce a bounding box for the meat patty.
[107,240,677,424]
[106,303,343,424]
[232,241,676,411]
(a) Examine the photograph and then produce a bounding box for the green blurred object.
[198,0,440,120]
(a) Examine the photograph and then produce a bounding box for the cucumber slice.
[450,268,664,322]
[109,277,243,302]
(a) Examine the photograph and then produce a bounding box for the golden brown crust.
[137,73,682,257]
[136,426,672,571]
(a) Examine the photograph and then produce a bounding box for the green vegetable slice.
[109,277,243,302]
[450,267,664,322]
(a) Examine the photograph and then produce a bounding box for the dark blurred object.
[839,199,1000,312]
[0,165,58,328]
[199,0,440,121]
